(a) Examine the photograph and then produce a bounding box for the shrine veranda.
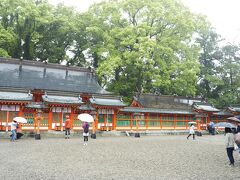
[0,58,239,133]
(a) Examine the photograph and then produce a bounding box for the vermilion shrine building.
[0,58,237,132]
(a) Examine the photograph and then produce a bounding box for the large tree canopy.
[83,0,203,100]
[0,0,239,107]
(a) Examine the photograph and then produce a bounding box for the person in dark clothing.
[225,127,235,166]
[235,123,240,154]
[82,122,89,145]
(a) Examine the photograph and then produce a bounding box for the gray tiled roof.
[213,111,233,116]
[193,102,219,112]
[120,107,196,115]
[228,105,240,112]
[42,95,83,104]
[79,104,96,111]
[90,97,126,107]
[134,94,202,109]
[25,102,48,109]
[0,58,110,94]
[0,91,32,101]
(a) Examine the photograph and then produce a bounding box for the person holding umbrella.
[78,113,94,146]
[187,123,195,140]
[225,127,235,166]
[235,123,240,155]
[10,120,17,141]
[82,121,90,145]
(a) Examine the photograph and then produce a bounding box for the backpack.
[83,124,89,133]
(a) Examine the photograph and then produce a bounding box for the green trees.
[196,24,240,108]
[0,0,239,107]
[0,0,76,62]
[84,0,202,100]
[213,44,240,107]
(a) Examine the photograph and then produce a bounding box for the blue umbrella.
[215,122,236,128]
[227,116,240,122]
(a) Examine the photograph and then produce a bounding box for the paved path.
[0,135,239,180]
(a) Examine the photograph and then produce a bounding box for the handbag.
[234,143,239,151]
[234,133,240,145]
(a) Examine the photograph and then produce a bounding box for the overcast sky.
[49,0,240,44]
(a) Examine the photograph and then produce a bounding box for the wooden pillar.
[37,117,40,134]
[104,113,106,127]
[70,107,74,129]
[34,111,36,131]
[18,105,23,131]
[48,109,53,130]
[197,119,201,131]
[112,109,117,130]
[160,114,162,129]
[6,111,9,132]
[18,105,24,117]
[136,116,139,132]
[146,113,149,130]
[95,112,99,130]
[130,113,133,130]
[185,115,188,130]
[174,114,176,130]
[60,111,63,131]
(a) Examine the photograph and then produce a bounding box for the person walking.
[187,124,195,140]
[225,127,235,167]
[209,122,215,135]
[10,120,17,141]
[235,123,240,155]
[82,121,89,145]
[65,115,71,139]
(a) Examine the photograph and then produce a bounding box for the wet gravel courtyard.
[0,134,239,180]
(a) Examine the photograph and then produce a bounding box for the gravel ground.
[0,134,239,180]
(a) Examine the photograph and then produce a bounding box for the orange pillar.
[48,110,53,130]
[185,115,188,130]
[174,114,176,130]
[60,111,63,131]
[146,113,149,130]
[95,112,99,130]
[70,107,74,129]
[112,110,117,130]
[34,111,36,131]
[130,113,133,130]
[18,105,24,117]
[6,111,9,132]
[197,119,201,131]
[160,114,162,129]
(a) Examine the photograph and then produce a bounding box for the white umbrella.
[13,117,27,123]
[78,113,94,123]
[188,121,197,125]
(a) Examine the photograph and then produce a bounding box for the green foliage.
[0,0,239,108]
[84,0,202,99]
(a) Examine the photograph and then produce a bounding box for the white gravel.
[0,135,239,180]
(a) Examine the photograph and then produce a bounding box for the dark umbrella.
[227,116,240,123]
[215,122,236,128]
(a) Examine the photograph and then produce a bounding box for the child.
[82,122,89,145]
[187,124,195,140]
